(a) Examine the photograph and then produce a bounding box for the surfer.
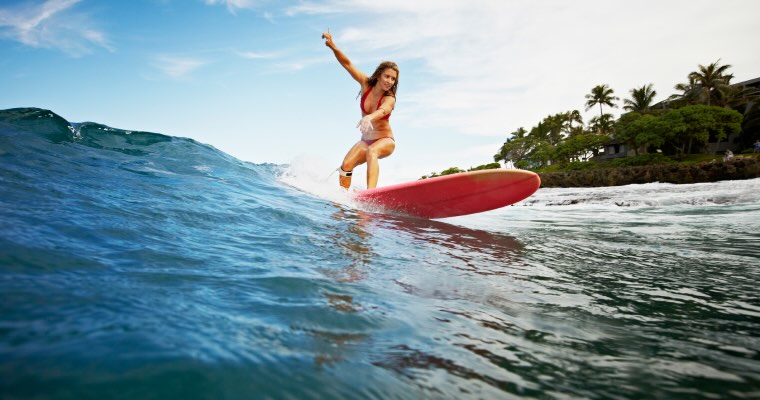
[322,28,398,189]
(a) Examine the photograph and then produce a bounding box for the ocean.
[1,108,759,399]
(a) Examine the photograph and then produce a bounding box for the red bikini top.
[360,87,392,121]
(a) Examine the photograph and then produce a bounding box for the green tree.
[663,105,742,154]
[496,111,594,168]
[542,112,581,144]
[421,163,501,180]
[624,84,657,112]
[737,102,760,149]
[468,163,501,171]
[615,112,642,154]
[494,127,529,166]
[530,118,562,146]
[615,112,671,155]
[440,167,464,175]
[527,112,584,164]
[562,110,585,137]
[717,83,760,109]
[585,84,619,121]
[555,132,608,163]
[589,114,615,136]
[672,76,701,107]
[530,140,555,168]
[538,110,585,137]
[684,59,732,106]
[421,166,465,179]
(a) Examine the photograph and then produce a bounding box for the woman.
[322,29,399,189]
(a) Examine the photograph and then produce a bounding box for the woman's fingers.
[357,117,374,135]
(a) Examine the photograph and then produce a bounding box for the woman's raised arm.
[322,29,367,86]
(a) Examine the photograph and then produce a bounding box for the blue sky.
[2,0,759,185]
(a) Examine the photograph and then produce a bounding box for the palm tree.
[624,84,657,112]
[511,126,528,139]
[564,110,584,137]
[688,59,732,106]
[715,78,760,109]
[672,76,701,106]
[585,84,619,120]
[494,127,528,166]
[589,114,615,136]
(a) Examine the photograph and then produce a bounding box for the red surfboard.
[353,169,540,219]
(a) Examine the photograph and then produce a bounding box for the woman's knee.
[341,160,355,171]
[342,143,368,170]
[367,143,394,161]
[366,148,383,163]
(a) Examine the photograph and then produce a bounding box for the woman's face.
[379,68,397,92]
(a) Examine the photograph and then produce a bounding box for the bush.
[606,153,673,168]
[468,162,501,171]
[563,161,597,171]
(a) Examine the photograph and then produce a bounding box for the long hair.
[365,61,399,97]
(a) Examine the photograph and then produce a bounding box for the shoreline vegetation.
[423,59,760,187]
[539,154,760,187]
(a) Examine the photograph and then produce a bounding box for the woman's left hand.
[357,116,374,135]
[321,29,335,49]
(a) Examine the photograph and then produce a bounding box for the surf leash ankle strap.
[339,168,353,177]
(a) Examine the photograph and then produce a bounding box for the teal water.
[1,108,759,399]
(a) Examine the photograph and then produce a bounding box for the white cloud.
[289,0,760,139]
[0,0,112,56]
[273,56,328,72]
[235,47,328,73]
[284,2,347,16]
[205,0,260,14]
[236,50,280,60]
[153,55,210,79]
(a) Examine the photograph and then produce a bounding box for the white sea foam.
[277,155,355,207]
[521,178,760,208]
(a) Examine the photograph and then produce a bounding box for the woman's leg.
[339,141,368,189]
[365,138,395,189]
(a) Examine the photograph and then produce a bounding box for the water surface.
[1,108,758,399]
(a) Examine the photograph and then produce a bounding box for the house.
[707,76,759,154]
[599,76,760,158]
[596,141,632,160]
[734,77,760,90]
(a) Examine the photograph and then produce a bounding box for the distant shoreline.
[538,156,760,188]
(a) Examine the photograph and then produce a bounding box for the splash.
[524,179,760,208]
[278,155,355,206]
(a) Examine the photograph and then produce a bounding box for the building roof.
[653,76,760,108]
[734,77,760,88]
